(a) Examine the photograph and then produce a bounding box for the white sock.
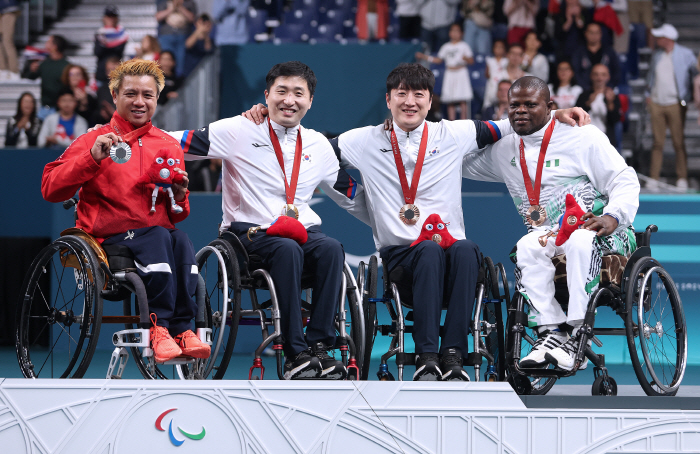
[538,324,564,335]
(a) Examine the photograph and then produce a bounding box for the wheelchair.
[194,230,365,380]
[15,198,224,380]
[505,225,688,396]
[357,254,509,382]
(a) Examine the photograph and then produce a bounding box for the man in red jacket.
[41,59,210,363]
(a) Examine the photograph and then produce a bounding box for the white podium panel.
[0,379,699,454]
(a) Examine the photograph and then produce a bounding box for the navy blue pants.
[380,239,481,355]
[230,223,344,356]
[103,226,198,336]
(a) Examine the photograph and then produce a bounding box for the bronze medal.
[390,124,429,228]
[567,215,578,226]
[399,204,420,225]
[519,120,557,227]
[526,205,547,227]
[282,203,300,219]
[432,233,442,244]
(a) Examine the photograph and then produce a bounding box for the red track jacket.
[41,112,190,241]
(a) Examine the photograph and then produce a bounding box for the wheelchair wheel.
[16,236,103,378]
[482,257,506,381]
[625,256,687,396]
[195,238,241,379]
[340,263,365,380]
[360,255,378,381]
[505,293,557,395]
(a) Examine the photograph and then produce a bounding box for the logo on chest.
[302,153,312,162]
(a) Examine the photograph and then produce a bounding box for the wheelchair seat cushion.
[102,243,136,270]
[552,253,628,287]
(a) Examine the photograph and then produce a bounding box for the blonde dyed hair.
[108,59,165,96]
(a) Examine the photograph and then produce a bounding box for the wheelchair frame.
[505,225,688,396]
[196,231,366,380]
[15,200,221,380]
[358,254,509,382]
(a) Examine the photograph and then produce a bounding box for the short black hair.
[386,63,435,97]
[160,50,176,63]
[51,35,68,54]
[199,13,211,22]
[449,22,463,34]
[509,76,550,102]
[265,61,317,97]
[57,87,76,99]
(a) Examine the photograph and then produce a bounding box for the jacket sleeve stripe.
[180,130,194,153]
[333,169,358,200]
[474,120,502,149]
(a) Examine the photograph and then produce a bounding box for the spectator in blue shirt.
[183,13,215,77]
[213,0,248,46]
[37,89,88,148]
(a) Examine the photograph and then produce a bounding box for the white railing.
[151,50,220,132]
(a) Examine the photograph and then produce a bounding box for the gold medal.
[282,203,299,219]
[526,204,547,227]
[399,204,420,225]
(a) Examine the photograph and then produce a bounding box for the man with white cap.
[646,23,697,191]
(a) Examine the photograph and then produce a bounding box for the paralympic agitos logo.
[155,408,206,446]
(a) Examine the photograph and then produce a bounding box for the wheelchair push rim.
[626,258,687,396]
[16,236,103,378]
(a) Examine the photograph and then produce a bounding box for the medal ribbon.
[268,119,303,205]
[518,119,556,207]
[390,123,429,205]
[109,118,152,144]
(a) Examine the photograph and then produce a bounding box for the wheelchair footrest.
[112,328,149,348]
[396,352,416,366]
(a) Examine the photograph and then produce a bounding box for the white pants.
[515,229,600,326]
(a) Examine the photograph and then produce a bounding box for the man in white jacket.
[463,76,639,371]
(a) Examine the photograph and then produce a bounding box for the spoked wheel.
[625,257,687,396]
[339,263,364,380]
[192,238,241,379]
[481,257,506,381]
[16,236,103,378]
[360,255,378,380]
[505,293,557,395]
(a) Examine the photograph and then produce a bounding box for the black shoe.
[311,342,347,380]
[413,352,442,381]
[439,348,470,381]
[283,348,322,380]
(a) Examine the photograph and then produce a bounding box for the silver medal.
[110,141,132,164]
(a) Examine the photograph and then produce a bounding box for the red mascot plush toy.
[554,194,587,246]
[410,213,457,249]
[137,148,185,214]
[246,215,308,245]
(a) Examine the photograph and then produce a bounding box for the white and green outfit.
[463,119,639,326]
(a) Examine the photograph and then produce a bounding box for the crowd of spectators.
[2,0,699,188]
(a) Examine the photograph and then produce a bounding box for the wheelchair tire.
[342,264,365,380]
[624,256,687,396]
[16,236,103,378]
[504,293,557,395]
[360,255,378,381]
[196,238,241,379]
[592,374,618,396]
[482,257,506,381]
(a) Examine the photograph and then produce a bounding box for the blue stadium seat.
[274,23,308,43]
[308,23,342,43]
[470,54,488,117]
[248,9,269,42]
[318,9,345,29]
[429,58,445,97]
[284,7,318,26]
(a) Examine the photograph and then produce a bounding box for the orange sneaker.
[150,324,182,363]
[173,330,211,359]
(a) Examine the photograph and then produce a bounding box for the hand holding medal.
[90,132,123,164]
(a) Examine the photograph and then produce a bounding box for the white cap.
[651,24,679,41]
